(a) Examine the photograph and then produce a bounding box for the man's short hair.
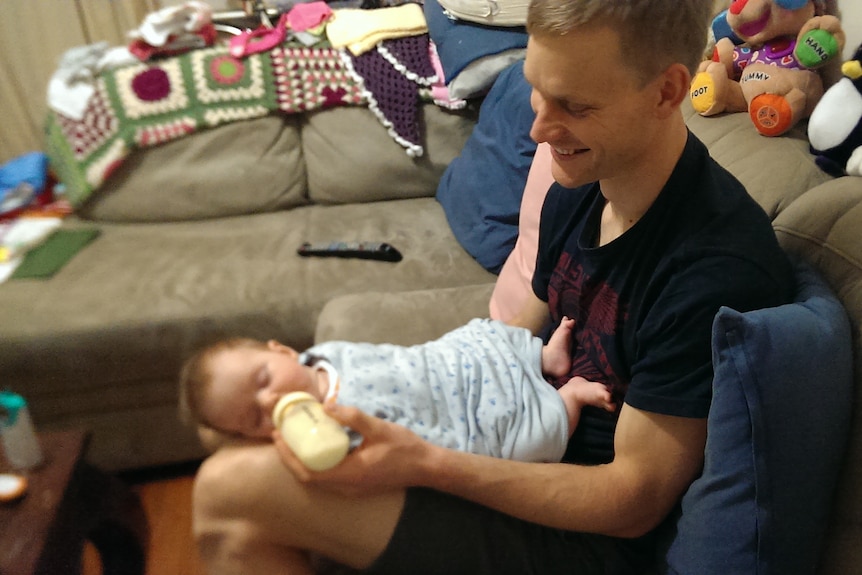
[526,0,713,84]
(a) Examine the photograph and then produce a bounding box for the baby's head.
[179,337,326,439]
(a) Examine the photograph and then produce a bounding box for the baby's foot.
[557,376,615,436]
[559,376,615,413]
[543,317,575,378]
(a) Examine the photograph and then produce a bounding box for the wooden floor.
[82,462,206,575]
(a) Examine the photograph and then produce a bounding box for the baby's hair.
[178,337,268,429]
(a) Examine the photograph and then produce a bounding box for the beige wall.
[839,1,862,60]
[0,0,236,165]
[0,0,161,164]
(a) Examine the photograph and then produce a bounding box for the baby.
[180,317,615,463]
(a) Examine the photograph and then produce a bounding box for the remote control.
[297,241,403,262]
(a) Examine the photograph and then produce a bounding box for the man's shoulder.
[677,131,748,198]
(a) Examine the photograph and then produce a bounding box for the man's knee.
[193,444,273,525]
[192,447,279,571]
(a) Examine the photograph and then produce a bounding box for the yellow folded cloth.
[326,3,428,56]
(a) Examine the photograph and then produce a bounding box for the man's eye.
[565,105,590,118]
[557,97,590,117]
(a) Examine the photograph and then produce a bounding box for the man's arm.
[282,401,706,538]
[507,290,550,335]
[426,404,706,537]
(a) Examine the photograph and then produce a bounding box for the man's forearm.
[417,406,706,538]
[419,446,650,537]
[507,291,550,334]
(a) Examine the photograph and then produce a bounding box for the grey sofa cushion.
[771,176,862,575]
[77,115,308,222]
[302,104,476,205]
[74,102,477,221]
[683,100,832,218]
[1,198,495,469]
[315,283,495,346]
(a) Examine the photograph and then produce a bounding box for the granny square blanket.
[45,36,436,207]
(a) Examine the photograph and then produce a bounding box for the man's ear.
[654,62,691,117]
[267,340,298,357]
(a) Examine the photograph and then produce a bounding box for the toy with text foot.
[690,0,845,137]
[808,43,862,177]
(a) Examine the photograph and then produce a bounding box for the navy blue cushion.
[424,0,528,91]
[660,260,853,574]
[436,60,536,273]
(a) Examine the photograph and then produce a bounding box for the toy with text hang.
[690,0,845,137]
[808,43,862,177]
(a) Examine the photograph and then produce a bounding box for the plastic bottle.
[272,392,350,472]
[0,391,44,470]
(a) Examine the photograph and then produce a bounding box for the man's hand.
[272,403,433,496]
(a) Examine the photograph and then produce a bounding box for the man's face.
[524,26,664,190]
[201,343,320,439]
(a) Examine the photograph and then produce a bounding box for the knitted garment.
[325,3,427,56]
[273,46,365,114]
[45,38,438,206]
[344,34,437,158]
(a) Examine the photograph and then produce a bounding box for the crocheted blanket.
[45,35,438,207]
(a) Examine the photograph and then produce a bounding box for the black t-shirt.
[533,131,794,464]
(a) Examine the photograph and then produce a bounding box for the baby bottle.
[272,392,350,472]
[0,391,44,470]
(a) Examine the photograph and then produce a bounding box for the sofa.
[0,98,499,470]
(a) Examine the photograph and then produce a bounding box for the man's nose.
[529,91,560,143]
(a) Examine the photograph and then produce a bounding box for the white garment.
[46,43,136,120]
[129,1,212,47]
[438,0,528,26]
[307,318,569,462]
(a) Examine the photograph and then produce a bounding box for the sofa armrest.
[314,283,495,346]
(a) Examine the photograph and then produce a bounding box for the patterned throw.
[45,36,438,207]
[345,34,437,157]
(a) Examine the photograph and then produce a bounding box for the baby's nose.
[258,390,280,416]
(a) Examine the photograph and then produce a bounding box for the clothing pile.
[0,153,94,283]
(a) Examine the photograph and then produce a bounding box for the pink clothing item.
[427,41,466,109]
[489,143,554,323]
[229,13,287,58]
[287,1,333,32]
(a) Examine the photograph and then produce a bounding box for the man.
[192,1,793,573]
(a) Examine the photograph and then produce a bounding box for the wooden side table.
[0,428,148,575]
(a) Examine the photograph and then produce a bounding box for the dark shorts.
[364,487,656,575]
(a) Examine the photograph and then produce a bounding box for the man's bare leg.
[193,442,404,575]
[557,377,615,436]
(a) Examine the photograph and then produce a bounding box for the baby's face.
[201,342,325,438]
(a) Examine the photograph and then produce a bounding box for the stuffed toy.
[808,43,862,177]
[691,0,845,137]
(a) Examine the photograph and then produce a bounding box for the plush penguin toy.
[808,43,862,177]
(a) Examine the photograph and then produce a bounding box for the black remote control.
[297,241,403,262]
